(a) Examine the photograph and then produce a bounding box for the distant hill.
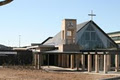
[0,44,12,50]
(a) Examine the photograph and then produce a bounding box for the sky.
[0,0,120,47]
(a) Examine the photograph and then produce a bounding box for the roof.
[40,49,81,54]
[77,20,90,32]
[13,48,28,51]
[43,20,118,48]
[90,21,118,48]
[43,21,90,45]
[107,31,120,35]
[41,37,53,44]
[27,45,55,49]
[39,49,120,54]
[43,31,62,45]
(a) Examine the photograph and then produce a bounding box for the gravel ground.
[0,68,119,80]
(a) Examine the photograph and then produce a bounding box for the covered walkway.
[34,50,120,74]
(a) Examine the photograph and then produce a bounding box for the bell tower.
[61,19,76,44]
[59,19,79,52]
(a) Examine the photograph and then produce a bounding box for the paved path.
[42,66,120,75]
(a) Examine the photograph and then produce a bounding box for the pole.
[48,54,49,68]
[19,35,21,47]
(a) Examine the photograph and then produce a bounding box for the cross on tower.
[88,10,96,21]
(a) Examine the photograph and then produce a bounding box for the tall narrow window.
[85,32,90,40]
[62,30,64,40]
[67,31,72,36]
[91,32,96,40]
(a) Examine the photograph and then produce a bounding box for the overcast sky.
[0,0,120,47]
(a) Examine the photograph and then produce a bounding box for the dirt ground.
[0,68,119,80]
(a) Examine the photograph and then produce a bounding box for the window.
[78,25,105,49]
[67,31,72,36]
[107,40,116,48]
[62,30,64,39]
[91,32,96,40]
[85,32,90,40]
[86,25,94,31]
[111,36,120,41]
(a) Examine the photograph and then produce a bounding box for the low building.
[108,31,120,47]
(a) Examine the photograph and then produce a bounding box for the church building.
[32,19,119,74]
[44,19,117,49]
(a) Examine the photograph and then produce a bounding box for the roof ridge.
[77,20,91,32]
[77,20,91,25]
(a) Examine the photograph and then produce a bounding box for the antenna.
[19,35,21,47]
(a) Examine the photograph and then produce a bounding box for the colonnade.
[34,52,120,74]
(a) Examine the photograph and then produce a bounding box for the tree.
[0,0,13,6]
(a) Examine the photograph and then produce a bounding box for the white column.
[39,53,42,69]
[115,53,119,72]
[34,53,37,69]
[71,54,74,69]
[81,54,85,70]
[93,55,95,70]
[104,54,107,73]
[88,54,92,72]
[95,54,99,73]
[76,54,79,71]
[107,54,111,71]
[37,54,40,69]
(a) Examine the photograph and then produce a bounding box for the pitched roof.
[43,21,90,45]
[41,37,53,45]
[77,20,90,32]
[88,21,118,48]
[43,20,118,48]
[43,31,62,45]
